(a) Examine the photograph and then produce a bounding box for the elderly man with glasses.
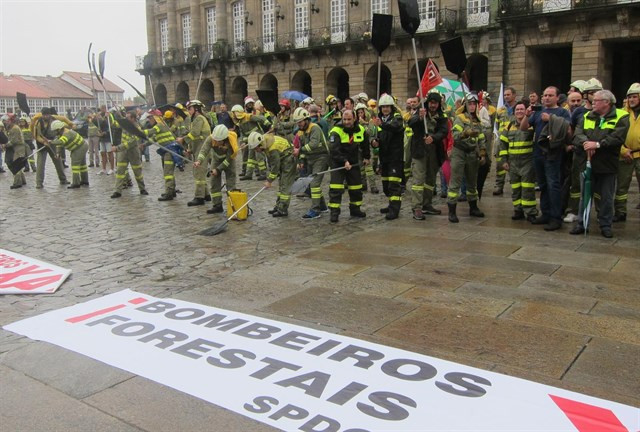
[570,90,630,238]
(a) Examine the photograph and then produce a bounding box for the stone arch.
[326,67,350,103]
[364,64,392,100]
[260,73,278,94]
[291,70,312,97]
[155,84,168,106]
[465,54,488,92]
[198,79,215,106]
[230,76,248,106]
[176,81,190,104]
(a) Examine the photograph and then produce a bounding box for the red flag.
[416,59,443,98]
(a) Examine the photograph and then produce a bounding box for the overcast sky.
[0,0,148,99]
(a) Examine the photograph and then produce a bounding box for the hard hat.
[163,110,174,119]
[244,96,255,106]
[279,99,291,109]
[355,103,367,111]
[248,131,264,149]
[464,92,479,103]
[426,92,442,104]
[367,99,377,108]
[480,91,491,101]
[378,94,395,106]
[357,92,369,102]
[51,120,66,131]
[326,94,337,104]
[254,100,263,109]
[570,79,587,92]
[583,78,603,92]
[1,114,9,122]
[230,104,244,113]
[627,82,640,96]
[174,103,186,111]
[302,97,314,105]
[186,99,204,108]
[292,107,310,122]
[211,124,229,141]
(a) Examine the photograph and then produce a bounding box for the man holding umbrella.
[570,90,629,238]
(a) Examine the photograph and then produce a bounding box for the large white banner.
[0,249,71,294]
[4,290,638,431]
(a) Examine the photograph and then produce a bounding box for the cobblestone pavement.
[1,153,639,431]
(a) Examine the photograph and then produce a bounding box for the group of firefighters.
[1,80,638,233]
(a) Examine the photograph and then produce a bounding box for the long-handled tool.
[116,116,191,164]
[290,164,359,195]
[7,146,46,175]
[194,51,211,99]
[199,186,268,236]
[371,14,393,102]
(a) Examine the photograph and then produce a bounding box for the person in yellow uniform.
[178,100,212,206]
[49,120,88,189]
[110,111,147,198]
[613,83,640,222]
[144,109,178,201]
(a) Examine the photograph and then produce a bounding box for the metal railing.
[136,42,228,71]
[499,0,638,17]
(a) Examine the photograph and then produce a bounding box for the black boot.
[385,205,399,220]
[330,210,340,223]
[187,197,205,206]
[207,204,223,214]
[158,193,174,201]
[511,210,525,220]
[469,200,485,218]
[349,206,366,218]
[448,203,459,223]
[111,192,122,198]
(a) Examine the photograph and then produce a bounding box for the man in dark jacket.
[408,91,448,219]
[570,90,630,238]
[372,94,404,220]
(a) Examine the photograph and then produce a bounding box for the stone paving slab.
[509,246,620,270]
[303,273,415,298]
[396,287,513,317]
[262,287,418,334]
[83,376,277,432]
[460,254,559,275]
[376,305,589,378]
[0,365,141,432]
[576,242,640,259]
[355,266,468,292]
[1,341,134,399]
[552,265,640,288]
[401,261,533,288]
[298,248,413,268]
[502,302,640,345]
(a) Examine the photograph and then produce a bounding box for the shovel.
[200,186,268,236]
[290,164,359,195]
[7,146,46,175]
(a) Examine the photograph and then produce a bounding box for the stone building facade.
[138,0,639,108]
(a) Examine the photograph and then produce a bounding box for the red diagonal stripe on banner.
[65,304,126,323]
[550,395,629,432]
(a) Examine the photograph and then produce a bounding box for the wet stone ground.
[1,152,638,430]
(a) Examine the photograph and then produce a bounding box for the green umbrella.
[434,78,469,109]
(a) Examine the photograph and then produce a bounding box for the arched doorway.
[260,73,278,94]
[176,81,190,104]
[326,67,349,103]
[230,76,248,106]
[465,54,488,92]
[155,84,168,105]
[198,79,215,106]
[291,70,312,97]
[364,64,392,100]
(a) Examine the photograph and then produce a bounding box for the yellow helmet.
[367,99,377,109]
[163,111,174,119]
[325,94,337,104]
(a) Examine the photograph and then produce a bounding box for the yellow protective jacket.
[51,129,85,151]
[263,133,293,182]
[184,114,211,153]
[620,106,640,159]
[198,131,238,172]
[30,113,74,145]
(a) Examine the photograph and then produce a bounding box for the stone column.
[146,0,157,53]
[167,0,178,51]
[216,0,228,42]
[190,0,202,47]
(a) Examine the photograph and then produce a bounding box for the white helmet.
[211,124,229,141]
[357,92,369,102]
[51,120,66,131]
[627,82,640,96]
[355,103,367,111]
[583,78,603,92]
[230,104,244,113]
[292,107,310,122]
[244,96,255,106]
[248,131,263,149]
[378,94,395,107]
[302,97,314,105]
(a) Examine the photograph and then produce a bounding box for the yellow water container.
[227,190,248,220]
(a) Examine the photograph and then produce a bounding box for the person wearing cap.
[177,100,212,206]
[520,86,571,231]
[613,82,640,222]
[570,90,629,237]
[248,130,296,217]
[144,109,179,201]
[408,91,448,220]
[2,114,29,189]
[274,99,295,143]
[232,104,270,181]
[110,111,148,198]
[325,95,342,126]
[18,117,36,172]
[294,106,330,218]
[326,109,370,223]
[49,119,89,189]
[355,102,379,194]
[195,124,239,214]
[372,93,405,220]
[31,107,71,188]
[301,97,315,110]
[308,104,330,138]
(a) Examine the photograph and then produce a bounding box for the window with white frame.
[233,1,246,55]
[330,0,346,43]
[417,0,436,32]
[182,13,192,49]
[159,18,168,64]
[262,0,275,52]
[371,0,389,15]
[467,0,489,27]
[294,0,309,48]
[206,7,217,47]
